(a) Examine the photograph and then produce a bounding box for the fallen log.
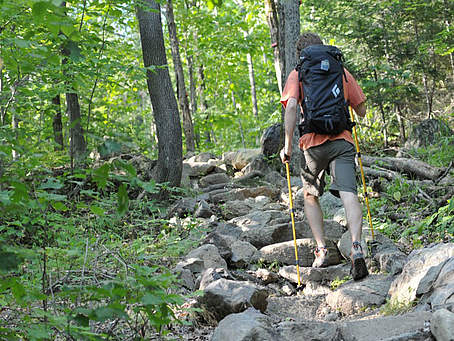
[362,155,444,180]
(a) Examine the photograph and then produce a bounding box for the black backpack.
[296,44,354,135]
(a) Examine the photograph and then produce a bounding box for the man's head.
[296,32,323,58]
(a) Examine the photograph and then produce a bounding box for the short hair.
[296,32,323,58]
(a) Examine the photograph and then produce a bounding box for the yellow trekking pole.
[349,106,375,239]
[285,162,302,287]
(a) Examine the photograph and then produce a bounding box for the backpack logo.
[331,84,340,98]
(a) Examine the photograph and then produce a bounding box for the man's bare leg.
[304,191,325,248]
[339,191,362,252]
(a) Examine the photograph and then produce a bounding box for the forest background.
[0,0,453,339]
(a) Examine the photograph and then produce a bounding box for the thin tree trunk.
[136,0,182,187]
[188,55,199,148]
[62,2,85,165]
[247,53,258,118]
[0,59,4,126]
[396,104,406,144]
[11,111,18,160]
[164,0,195,153]
[197,64,211,143]
[282,0,300,80]
[231,88,246,148]
[374,69,388,148]
[52,95,64,150]
[265,0,283,94]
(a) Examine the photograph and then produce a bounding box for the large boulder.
[261,123,281,157]
[209,186,280,204]
[430,309,454,341]
[175,244,227,279]
[260,238,342,267]
[279,263,351,285]
[388,243,454,305]
[223,149,261,171]
[326,274,393,315]
[277,320,341,341]
[197,279,269,322]
[339,311,432,341]
[211,308,278,341]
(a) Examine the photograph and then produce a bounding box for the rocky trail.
[155,149,454,341]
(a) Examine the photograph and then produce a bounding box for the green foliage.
[330,276,351,290]
[380,298,417,316]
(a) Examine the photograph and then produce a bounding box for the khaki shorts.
[300,139,357,198]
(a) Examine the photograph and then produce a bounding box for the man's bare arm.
[280,97,298,162]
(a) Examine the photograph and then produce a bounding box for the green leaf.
[11,182,29,203]
[60,23,76,37]
[52,201,68,211]
[73,313,90,327]
[117,183,129,216]
[393,191,401,202]
[32,1,48,19]
[92,164,110,190]
[90,205,104,216]
[141,293,164,305]
[39,178,64,190]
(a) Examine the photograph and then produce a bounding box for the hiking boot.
[350,241,368,281]
[312,246,329,268]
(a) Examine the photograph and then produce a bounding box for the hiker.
[279,32,368,280]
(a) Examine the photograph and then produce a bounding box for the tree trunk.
[373,69,388,148]
[247,53,258,118]
[52,95,64,150]
[197,64,211,143]
[0,60,4,125]
[136,0,182,187]
[265,0,284,94]
[396,104,406,144]
[187,54,199,148]
[65,92,86,163]
[282,0,300,80]
[231,87,246,148]
[164,0,195,153]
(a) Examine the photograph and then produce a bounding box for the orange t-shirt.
[280,68,366,150]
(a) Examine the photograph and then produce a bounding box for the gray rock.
[339,311,432,341]
[326,274,393,314]
[166,197,198,218]
[223,149,262,171]
[277,320,341,341]
[264,170,287,188]
[210,186,280,204]
[389,243,454,305]
[333,208,347,226]
[187,152,217,163]
[221,200,254,220]
[266,295,323,321]
[241,219,344,249]
[260,238,342,267]
[183,160,215,177]
[230,210,288,231]
[430,309,454,341]
[211,308,278,341]
[261,123,281,157]
[320,192,344,218]
[176,267,195,290]
[199,173,230,188]
[194,200,214,219]
[242,154,274,175]
[230,240,260,268]
[255,268,279,284]
[279,263,351,285]
[337,230,369,260]
[423,257,454,310]
[176,244,227,277]
[197,279,269,322]
[303,281,333,296]
[199,267,231,290]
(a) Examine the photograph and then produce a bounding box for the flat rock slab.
[277,320,341,341]
[211,308,278,341]
[430,308,454,341]
[260,238,342,267]
[266,295,323,321]
[210,186,280,204]
[279,263,351,285]
[326,274,393,315]
[339,311,433,341]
